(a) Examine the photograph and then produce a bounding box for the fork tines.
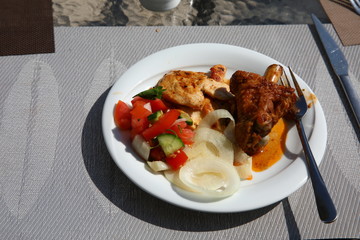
[280,67,303,96]
[288,67,304,98]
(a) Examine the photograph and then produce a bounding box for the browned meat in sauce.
[230,70,297,156]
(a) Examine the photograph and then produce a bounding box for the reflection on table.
[53,0,330,26]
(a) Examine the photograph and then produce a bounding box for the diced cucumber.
[179,110,193,125]
[147,110,163,123]
[157,133,184,156]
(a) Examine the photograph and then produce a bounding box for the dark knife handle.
[339,75,360,129]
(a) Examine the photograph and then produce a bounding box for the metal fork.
[350,0,360,15]
[282,67,337,223]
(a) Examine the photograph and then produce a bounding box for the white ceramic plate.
[102,43,327,213]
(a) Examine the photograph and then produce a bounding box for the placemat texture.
[0,0,54,56]
[319,0,360,46]
[0,26,359,239]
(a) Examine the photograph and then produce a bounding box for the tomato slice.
[149,146,166,162]
[142,109,180,141]
[114,100,132,130]
[132,97,167,112]
[130,103,152,119]
[177,128,194,145]
[166,149,188,170]
[130,117,149,139]
[131,96,149,106]
[150,98,168,112]
[166,121,194,145]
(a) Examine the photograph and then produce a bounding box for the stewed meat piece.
[230,70,297,156]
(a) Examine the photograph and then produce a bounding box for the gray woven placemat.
[0,25,359,239]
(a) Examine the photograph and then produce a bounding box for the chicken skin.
[230,70,297,156]
[210,64,228,83]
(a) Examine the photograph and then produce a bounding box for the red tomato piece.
[166,121,194,145]
[130,117,149,139]
[177,128,195,145]
[142,109,180,141]
[149,146,166,162]
[130,104,152,119]
[172,120,187,129]
[149,98,168,112]
[166,149,188,170]
[131,96,149,106]
[114,100,132,130]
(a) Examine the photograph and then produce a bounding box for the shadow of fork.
[282,198,302,240]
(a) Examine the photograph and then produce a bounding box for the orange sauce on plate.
[252,118,288,172]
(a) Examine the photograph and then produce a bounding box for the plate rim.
[101,43,328,213]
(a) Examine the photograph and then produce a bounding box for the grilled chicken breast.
[155,65,234,128]
[157,66,233,110]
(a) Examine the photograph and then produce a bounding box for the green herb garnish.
[134,86,166,100]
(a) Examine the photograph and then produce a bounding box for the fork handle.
[296,120,338,223]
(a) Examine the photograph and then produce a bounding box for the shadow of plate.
[81,88,278,231]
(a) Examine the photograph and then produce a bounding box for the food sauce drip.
[252,118,287,172]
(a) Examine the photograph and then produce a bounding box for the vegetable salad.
[114,87,252,198]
